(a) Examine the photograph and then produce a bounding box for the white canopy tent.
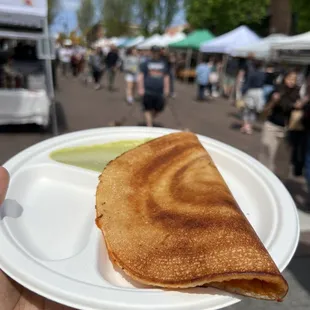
[271,31,310,64]
[272,31,310,50]
[233,34,288,59]
[200,25,260,54]
[161,32,186,47]
[126,36,145,48]
[0,0,56,134]
[93,38,111,48]
[137,34,162,49]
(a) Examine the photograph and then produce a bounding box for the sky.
[50,0,186,35]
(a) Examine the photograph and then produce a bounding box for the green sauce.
[50,138,152,172]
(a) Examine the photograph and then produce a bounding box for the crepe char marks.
[96,132,288,301]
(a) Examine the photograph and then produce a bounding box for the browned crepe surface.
[96,132,288,300]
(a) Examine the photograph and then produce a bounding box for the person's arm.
[270,92,281,104]
[0,167,9,204]
[164,63,170,96]
[137,72,145,96]
[164,74,170,97]
[138,62,147,96]
[236,69,245,87]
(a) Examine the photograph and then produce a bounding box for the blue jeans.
[263,85,274,104]
[197,84,206,100]
[306,134,310,191]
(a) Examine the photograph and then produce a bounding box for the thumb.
[0,167,9,205]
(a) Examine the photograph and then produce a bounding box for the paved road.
[0,73,310,310]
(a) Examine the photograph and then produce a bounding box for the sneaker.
[126,97,134,105]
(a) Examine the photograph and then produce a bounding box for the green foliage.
[77,0,95,35]
[103,0,134,37]
[57,32,67,45]
[135,0,157,36]
[156,0,179,33]
[47,0,59,25]
[291,0,310,33]
[185,0,269,35]
[135,0,178,35]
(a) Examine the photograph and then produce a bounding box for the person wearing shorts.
[124,48,140,104]
[138,46,170,127]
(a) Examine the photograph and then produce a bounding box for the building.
[165,23,191,35]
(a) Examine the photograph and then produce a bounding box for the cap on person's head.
[151,45,161,52]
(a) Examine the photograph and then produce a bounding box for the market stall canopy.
[169,30,214,50]
[126,36,145,48]
[271,31,310,50]
[118,38,133,48]
[160,32,186,46]
[200,25,260,54]
[93,38,111,48]
[233,34,287,59]
[116,37,129,47]
[270,31,310,64]
[137,34,163,49]
[0,0,47,33]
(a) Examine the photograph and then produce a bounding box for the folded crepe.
[95,132,288,301]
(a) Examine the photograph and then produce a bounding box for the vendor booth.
[233,34,287,60]
[272,31,310,64]
[125,36,145,48]
[200,25,260,54]
[0,0,56,133]
[161,32,186,47]
[137,34,163,50]
[169,30,215,80]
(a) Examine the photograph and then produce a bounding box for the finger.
[14,288,45,310]
[0,271,22,310]
[0,167,9,205]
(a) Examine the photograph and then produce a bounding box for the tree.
[47,0,59,25]
[270,0,291,34]
[102,0,134,37]
[155,0,179,34]
[57,32,67,45]
[185,0,269,35]
[86,23,104,46]
[77,0,95,35]
[291,0,310,33]
[135,0,157,36]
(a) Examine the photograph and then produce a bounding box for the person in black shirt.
[138,46,170,127]
[105,45,119,91]
[259,70,303,174]
[303,78,310,196]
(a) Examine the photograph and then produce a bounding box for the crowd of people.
[57,42,180,127]
[220,55,310,203]
[56,40,310,202]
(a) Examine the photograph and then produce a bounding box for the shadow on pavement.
[288,241,310,295]
[0,123,45,134]
[227,111,242,120]
[284,178,310,213]
[137,122,164,128]
[51,101,68,133]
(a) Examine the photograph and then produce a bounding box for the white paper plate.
[0,127,299,310]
